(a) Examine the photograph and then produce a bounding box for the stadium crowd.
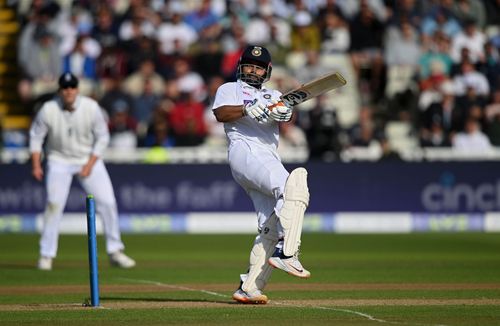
[11,0,500,161]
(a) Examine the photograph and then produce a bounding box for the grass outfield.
[1,233,500,325]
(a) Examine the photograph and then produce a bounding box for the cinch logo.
[421,172,500,212]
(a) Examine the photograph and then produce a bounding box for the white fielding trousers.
[40,159,125,258]
[228,140,289,230]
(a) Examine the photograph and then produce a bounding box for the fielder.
[212,45,311,304]
[29,72,136,271]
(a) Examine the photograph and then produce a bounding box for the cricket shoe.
[109,251,136,268]
[37,256,53,271]
[232,288,269,304]
[268,248,311,278]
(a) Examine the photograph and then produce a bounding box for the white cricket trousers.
[40,159,125,258]
[228,140,289,230]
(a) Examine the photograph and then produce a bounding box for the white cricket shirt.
[29,95,110,164]
[212,80,282,150]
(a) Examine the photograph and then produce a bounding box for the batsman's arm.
[213,105,245,122]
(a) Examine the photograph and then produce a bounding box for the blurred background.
[0,0,499,234]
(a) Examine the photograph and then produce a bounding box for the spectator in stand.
[478,41,500,91]
[485,89,500,146]
[279,117,308,150]
[132,78,161,130]
[294,50,327,85]
[156,8,198,57]
[122,58,165,97]
[245,4,290,52]
[183,0,220,35]
[335,0,389,22]
[219,23,247,80]
[421,7,462,39]
[453,61,490,97]
[452,117,492,153]
[203,75,227,146]
[143,106,175,148]
[63,34,98,96]
[378,137,403,161]
[419,119,451,147]
[320,11,350,54]
[172,58,206,102]
[18,24,62,100]
[290,10,321,52]
[418,76,449,113]
[484,0,500,27]
[384,19,421,67]
[421,83,463,134]
[303,96,343,161]
[91,6,121,49]
[455,87,488,125]
[418,32,453,82]
[348,106,384,147]
[118,6,156,43]
[387,0,425,28]
[108,99,138,149]
[96,45,129,80]
[126,36,161,75]
[192,38,224,82]
[451,0,486,29]
[168,91,207,146]
[58,6,102,63]
[349,3,385,101]
[450,18,486,64]
[99,78,133,118]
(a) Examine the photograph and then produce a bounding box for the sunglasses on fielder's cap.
[58,72,79,89]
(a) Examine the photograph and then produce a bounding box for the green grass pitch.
[1,233,500,325]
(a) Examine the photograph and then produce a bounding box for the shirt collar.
[239,80,268,92]
[57,95,81,111]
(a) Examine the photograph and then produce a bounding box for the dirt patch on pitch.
[2,282,500,296]
[2,298,500,311]
[2,282,500,311]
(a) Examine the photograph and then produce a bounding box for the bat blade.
[280,72,347,107]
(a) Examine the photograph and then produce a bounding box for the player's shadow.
[100,296,237,305]
[0,263,41,270]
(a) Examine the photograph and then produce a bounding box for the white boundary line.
[118,278,448,326]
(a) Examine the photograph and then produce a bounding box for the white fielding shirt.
[212,80,282,150]
[29,95,110,165]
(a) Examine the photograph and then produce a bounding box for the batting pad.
[242,214,279,293]
[278,168,310,257]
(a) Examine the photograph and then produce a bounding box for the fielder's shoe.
[268,248,311,278]
[37,256,52,271]
[232,288,269,304]
[109,251,136,268]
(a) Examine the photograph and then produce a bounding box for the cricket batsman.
[212,45,311,304]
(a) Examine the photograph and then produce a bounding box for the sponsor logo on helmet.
[251,47,262,57]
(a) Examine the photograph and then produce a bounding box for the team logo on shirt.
[263,94,271,99]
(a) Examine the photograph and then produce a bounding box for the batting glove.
[268,99,293,122]
[243,99,271,124]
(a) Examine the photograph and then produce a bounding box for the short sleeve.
[212,83,241,110]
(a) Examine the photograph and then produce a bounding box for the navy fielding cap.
[240,45,271,66]
[58,72,79,89]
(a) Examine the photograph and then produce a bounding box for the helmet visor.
[237,63,270,86]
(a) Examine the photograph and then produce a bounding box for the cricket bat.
[280,72,347,107]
